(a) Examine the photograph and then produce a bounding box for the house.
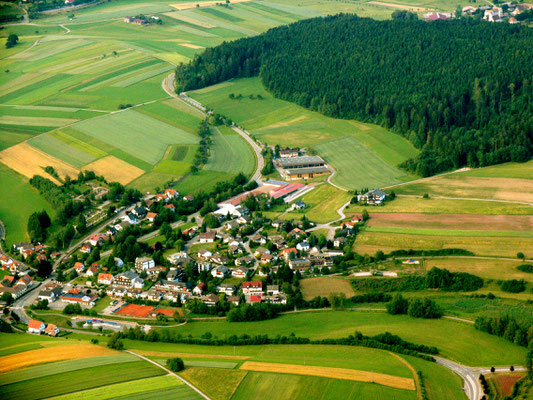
[183,195,194,202]
[198,249,213,260]
[509,17,519,24]
[165,189,179,199]
[254,247,270,257]
[225,220,239,230]
[211,254,229,265]
[227,295,240,305]
[276,155,329,180]
[237,215,252,225]
[88,234,103,246]
[484,7,503,22]
[193,282,206,295]
[357,189,386,205]
[217,284,236,295]
[61,290,99,306]
[424,12,450,21]
[296,241,310,252]
[289,258,311,271]
[80,244,92,254]
[270,235,285,247]
[236,255,255,266]
[44,324,59,337]
[28,319,45,334]
[98,273,113,285]
[135,257,155,272]
[334,237,348,248]
[74,262,85,274]
[289,227,305,238]
[114,270,143,288]
[183,226,198,237]
[263,293,287,304]
[271,220,284,229]
[85,265,99,277]
[260,254,274,264]
[402,259,420,265]
[164,204,176,212]
[242,281,263,295]
[248,295,262,304]
[146,212,158,222]
[266,285,280,295]
[167,252,190,266]
[198,231,216,243]
[232,266,249,279]
[125,213,138,224]
[132,207,147,218]
[291,200,306,211]
[201,293,219,307]
[279,148,300,158]
[37,286,62,302]
[251,233,267,244]
[281,248,298,260]
[211,265,228,278]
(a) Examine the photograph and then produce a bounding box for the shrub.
[500,279,526,293]
[167,357,184,372]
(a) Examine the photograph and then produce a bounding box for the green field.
[145,311,526,366]
[232,372,416,400]
[189,77,418,190]
[0,163,54,244]
[204,126,256,176]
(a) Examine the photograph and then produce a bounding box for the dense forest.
[175,15,533,175]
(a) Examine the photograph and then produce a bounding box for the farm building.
[44,324,60,336]
[276,155,330,180]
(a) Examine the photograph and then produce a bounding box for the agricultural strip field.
[367,213,533,232]
[353,230,533,258]
[0,142,79,184]
[48,375,200,400]
[232,371,417,400]
[28,134,96,168]
[189,77,418,190]
[149,311,527,366]
[239,361,416,390]
[0,361,165,400]
[393,161,533,203]
[204,126,256,176]
[72,110,199,165]
[0,344,116,373]
[0,163,54,245]
[300,277,355,300]
[179,367,247,400]
[423,258,533,282]
[83,156,145,185]
[344,196,533,215]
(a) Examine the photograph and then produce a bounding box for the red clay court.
[114,303,182,318]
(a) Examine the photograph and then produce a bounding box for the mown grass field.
[204,126,256,176]
[0,163,54,245]
[393,161,533,203]
[300,277,355,300]
[147,311,526,366]
[189,77,418,190]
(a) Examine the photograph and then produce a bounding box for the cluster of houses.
[27,319,59,336]
[0,250,30,277]
[36,282,99,307]
[11,242,56,263]
[424,3,532,23]
[0,274,32,300]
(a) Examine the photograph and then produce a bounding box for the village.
[424,2,533,23]
[0,147,394,334]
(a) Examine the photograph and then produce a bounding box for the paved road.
[436,357,481,400]
[126,350,212,400]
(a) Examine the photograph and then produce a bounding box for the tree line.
[175,14,532,176]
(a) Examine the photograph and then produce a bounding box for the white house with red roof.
[98,273,113,285]
[146,212,158,222]
[28,319,46,334]
[165,189,179,200]
[242,281,263,295]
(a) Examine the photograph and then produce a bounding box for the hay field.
[367,213,533,232]
[204,126,255,175]
[0,116,78,127]
[240,361,415,390]
[83,155,144,184]
[0,142,79,184]
[0,344,116,373]
[300,277,355,300]
[28,134,96,168]
[179,367,247,400]
[353,231,533,258]
[171,0,252,11]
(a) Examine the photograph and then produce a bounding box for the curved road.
[162,73,265,186]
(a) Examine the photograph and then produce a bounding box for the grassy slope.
[146,311,526,366]
[189,77,418,190]
[0,163,54,244]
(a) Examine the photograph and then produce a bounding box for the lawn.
[0,163,54,245]
[204,126,256,176]
[300,277,355,300]
[72,110,199,165]
[148,311,526,366]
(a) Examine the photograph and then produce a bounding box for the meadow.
[148,311,526,366]
[204,126,256,176]
[189,77,418,190]
[300,276,355,300]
